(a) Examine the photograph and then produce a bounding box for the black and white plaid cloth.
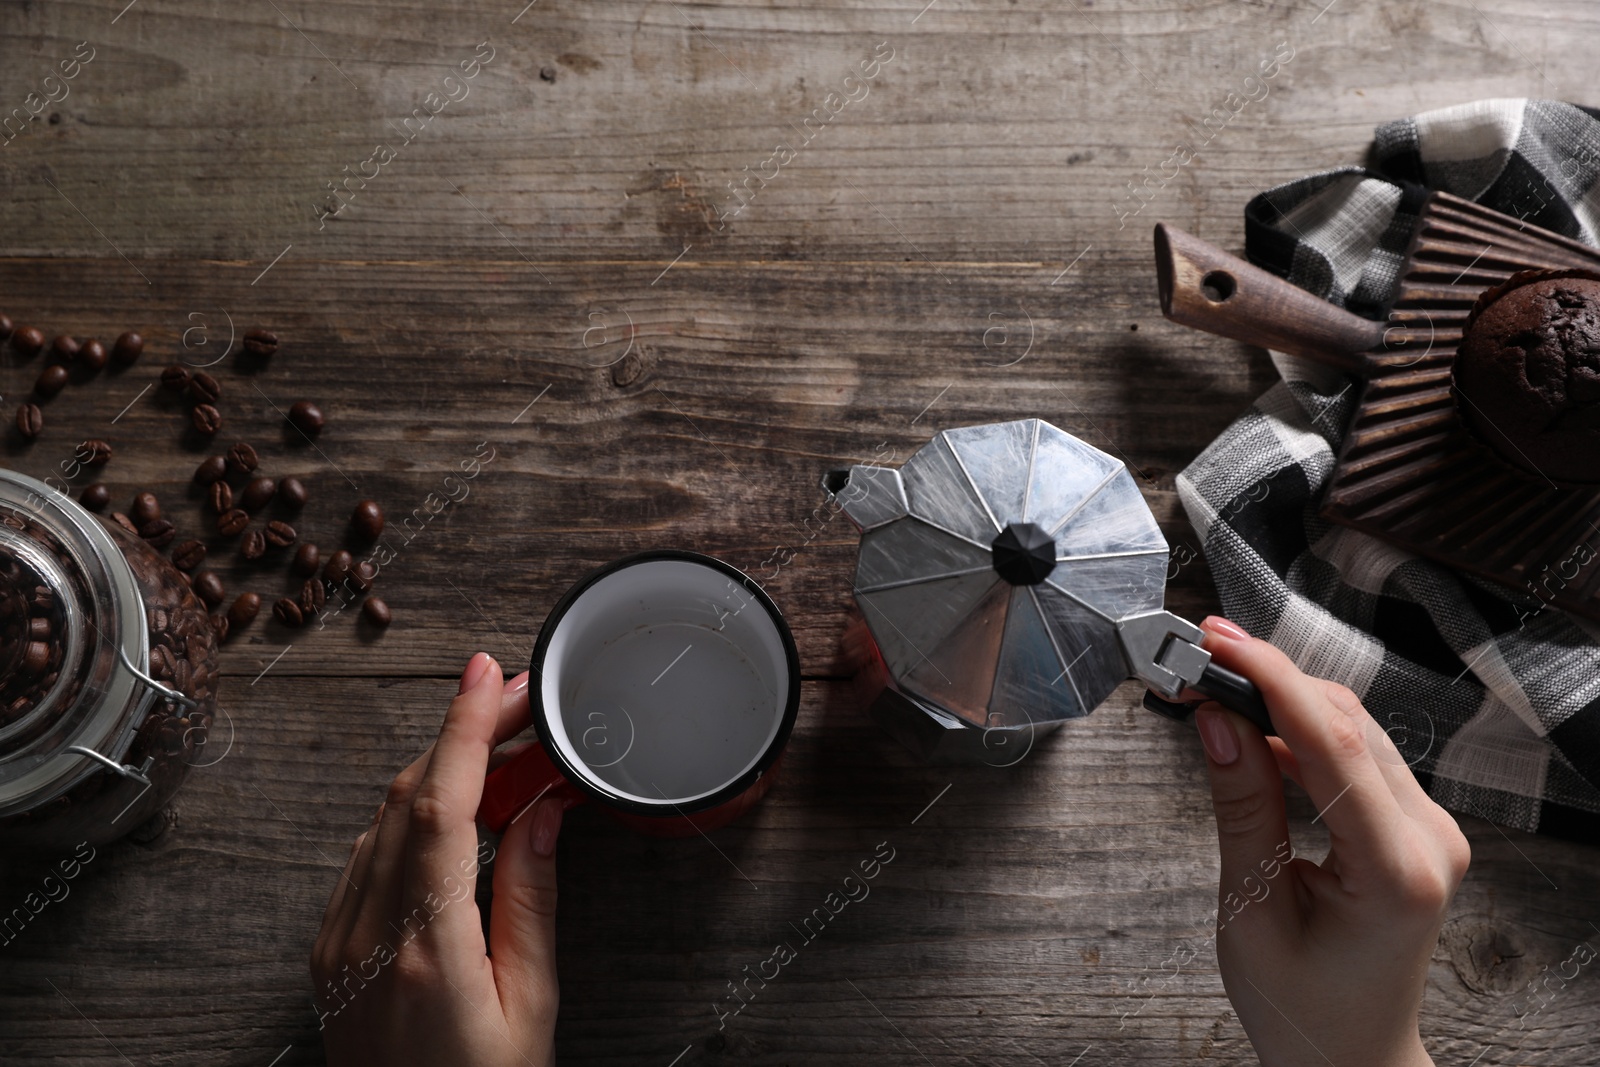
[1178,99,1600,843]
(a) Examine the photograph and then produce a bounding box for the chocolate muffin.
[1452,269,1600,485]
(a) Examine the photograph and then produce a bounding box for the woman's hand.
[1190,617,1470,1067]
[312,652,570,1067]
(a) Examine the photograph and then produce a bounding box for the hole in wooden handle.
[1200,270,1236,303]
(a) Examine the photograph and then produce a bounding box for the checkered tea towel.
[1177,99,1600,843]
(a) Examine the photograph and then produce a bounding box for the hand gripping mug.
[476,551,801,838]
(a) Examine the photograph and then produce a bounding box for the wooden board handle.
[1154,223,1382,374]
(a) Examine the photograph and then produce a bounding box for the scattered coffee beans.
[351,559,377,591]
[350,500,384,541]
[171,540,206,571]
[78,439,112,465]
[51,335,79,360]
[210,613,229,642]
[292,542,320,577]
[278,475,307,510]
[15,403,43,439]
[208,481,234,513]
[298,577,325,617]
[242,476,276,511]
[139,519,176,548]
[227,442,258,475]
[288,401,324,437]
[323,549,353,584]
[216,508,249,536]
[362,597,392,627]
[191,404,222,435]
[188,370,221,405]
[12,326,44,355]
[131,491,161,526]
[193,570,225,608]
[78,339,107,372]
[161,364,191,391]
[243,329,279,357]
[240,529,267,560]
[79,483,110,511]
[112,332,143,366]
[272,597,303,627]
[227,592,261,628]
[34,363,68,398]
[194,455,228,485]
[264,520,296,548]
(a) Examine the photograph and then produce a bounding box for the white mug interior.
[540,558,790,807]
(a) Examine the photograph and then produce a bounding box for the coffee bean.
[51,336,79,360]
[227,592,262,628]
[362,596,392,627]
[216,508,249,536]
[28,617,51,640]
[34,363,68,398]
[194,454,228,485]
[351,559,377,592]
[208,481,233,513]
[272,597,303,627]
[264,520,296,548]
[323,549,353,584]
[78,439,112,465]
[243,328,279,357]
[139,519,176,548]
[23,640,49,673]
[171,540,206,570]
[242,476,276,511]
[110,511,139,535]
[193,570,225,607]
[79,483,110,511]
[188,370,221,405]
[15,403,43,439]
[112,332,143,366]
[78,338,107,372]
[299,577,326,617]
[288,400,324,437]
[278,475,307,510]
[12,326,44,356]
[131,491,161,526]
[0,314,11,339]
[161,364,191,391]
[350,500,384,541]
[191,404,222,435]
[227,442,258,475]
[240,529,267,560]
[210,613,230,642]
[292,542,321,577]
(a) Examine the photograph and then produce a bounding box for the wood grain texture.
[2,0,1599,1063]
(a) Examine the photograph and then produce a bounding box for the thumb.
[1195,704,1292,912]
[489,796,566,1035]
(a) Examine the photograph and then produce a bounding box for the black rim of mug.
[527,549,802,818]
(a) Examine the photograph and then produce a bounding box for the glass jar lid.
[0,469,153,816]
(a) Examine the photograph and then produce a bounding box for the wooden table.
[2,1,1598,1063]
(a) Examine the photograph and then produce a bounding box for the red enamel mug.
[476,551,801,838]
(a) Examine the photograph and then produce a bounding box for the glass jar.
[0,468,218,850]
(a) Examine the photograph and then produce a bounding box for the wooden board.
[2,0,1600,1064]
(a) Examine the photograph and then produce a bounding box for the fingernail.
[529,797,565,857]
[459,652,495,694]
[1202,616,1251,643]
[506,671,530,697]
[1196,705,1240,766]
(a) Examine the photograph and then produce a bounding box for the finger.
[347,744,434,950]
[313,817,374,979]
[1199,618,1411,879]
[1193,703,1297,923]
[327,802,386,957]
[1265,736,1303,790]
[401,652,504,955]
[495,670,534,746]
[489,795,568,1038]
[1317,679,1437,822]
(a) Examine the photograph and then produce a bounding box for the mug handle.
[477,742,588,833]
